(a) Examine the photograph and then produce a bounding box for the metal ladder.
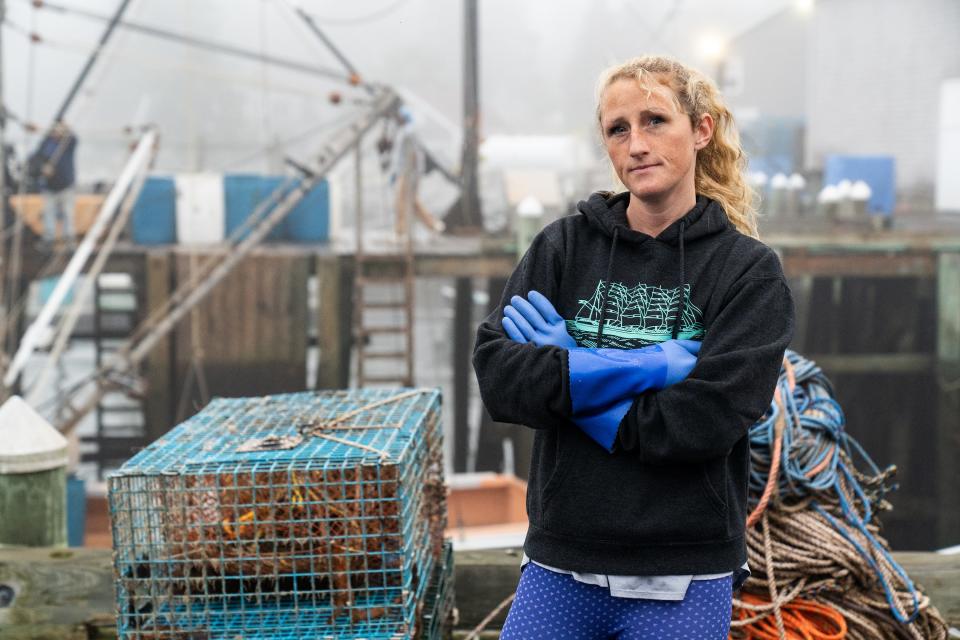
[83,273,148,479]
[352,143,415,388]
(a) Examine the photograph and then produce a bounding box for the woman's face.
[599,77,712,205]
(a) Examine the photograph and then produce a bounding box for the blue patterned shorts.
[500,562,733,639]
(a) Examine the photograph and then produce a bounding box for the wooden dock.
[9,223,960,550]
[0,546,957,638]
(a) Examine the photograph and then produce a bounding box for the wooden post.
[453,277,472,472]
[936,251,960,546]
[316,254,353,389]
[142,250,173,440]
[472,276,533,480]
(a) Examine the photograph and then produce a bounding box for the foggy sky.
[2,0,792,180]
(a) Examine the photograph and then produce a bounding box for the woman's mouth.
[629,164,659,174]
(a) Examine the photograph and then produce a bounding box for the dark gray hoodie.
[472,191,794,575]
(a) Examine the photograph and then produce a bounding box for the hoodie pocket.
[527,425,571,525]
[543,430,728,544]
[701,457,728,516]
[540,425,571,507]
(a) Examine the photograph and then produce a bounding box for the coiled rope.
[731,350,949,640]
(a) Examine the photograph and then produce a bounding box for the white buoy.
[788,173,807,190]
[768,173,789,216]
[0,396,68,546]
[834,179,856,220]
[851,180,872,218]
[786,173,806,214]
[817,185,840,219]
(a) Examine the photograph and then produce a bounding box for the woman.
[472,55,794,639]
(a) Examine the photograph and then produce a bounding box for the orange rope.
[733,593,847,640]
[747,356,795,528]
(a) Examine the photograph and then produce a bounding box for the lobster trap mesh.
[108,388,448,639]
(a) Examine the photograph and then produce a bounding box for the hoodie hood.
[576,191,730,346]
[576,190,730,245]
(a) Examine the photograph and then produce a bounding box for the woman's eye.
[607,125,627,136]
[648,116,665,127]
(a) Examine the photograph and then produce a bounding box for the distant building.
[725,0,960,210]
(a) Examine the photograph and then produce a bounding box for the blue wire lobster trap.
[108,388,451,639]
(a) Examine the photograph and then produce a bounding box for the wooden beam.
[804,353,934,374]
[781,252,936,278]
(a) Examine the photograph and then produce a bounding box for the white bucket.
[175,173,225,245]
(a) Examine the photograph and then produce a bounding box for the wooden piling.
[936,251,960,544]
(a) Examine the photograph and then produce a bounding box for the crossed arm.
[501,290,700,452]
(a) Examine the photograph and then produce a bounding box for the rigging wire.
[287,0,410,27]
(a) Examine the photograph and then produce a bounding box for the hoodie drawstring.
[595,226,619,349]
[596,216,687,346]
[671,219,687,340]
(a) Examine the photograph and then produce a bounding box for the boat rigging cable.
[16,0,359,86]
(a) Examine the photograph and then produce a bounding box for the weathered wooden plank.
[0,548,115,639]
[936,252,960,546]
[781,252,936,278]
[170,251,309,413]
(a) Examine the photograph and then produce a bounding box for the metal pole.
[448,0,482,231]
[354,139,364,386]
[52,0,133,124]
[0,0,8,356]
[293,7,372,95]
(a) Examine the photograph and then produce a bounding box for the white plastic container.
[175,173,226,245]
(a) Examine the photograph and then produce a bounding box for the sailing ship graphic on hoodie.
[566,279,705,349]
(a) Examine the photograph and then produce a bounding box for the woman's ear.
[694,113,715,150]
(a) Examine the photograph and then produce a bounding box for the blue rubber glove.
[573,398,635,453]
[499,290,701,452]
[502,290,577,349]
[568,340,700,415]
[567,340,701,451]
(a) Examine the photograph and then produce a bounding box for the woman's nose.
[628,130,650,156]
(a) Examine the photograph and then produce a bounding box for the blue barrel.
[285,178,330,243]
[223,175,286,242]
[824,155,896,216]
[131,176,177,244]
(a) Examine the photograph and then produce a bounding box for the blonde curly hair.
[595,54,759,238]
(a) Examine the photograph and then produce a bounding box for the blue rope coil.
[748,350,920,625]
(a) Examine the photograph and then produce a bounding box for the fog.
[2,0,790,180]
